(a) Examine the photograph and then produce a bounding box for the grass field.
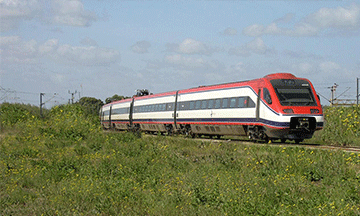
[0,103,359,215]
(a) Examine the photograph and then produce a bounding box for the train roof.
[103,73,303,107]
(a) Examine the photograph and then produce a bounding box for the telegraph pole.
[68,90,77,104]
[329,83,338,106]
[357,77,359,105]
[40,93,45,117]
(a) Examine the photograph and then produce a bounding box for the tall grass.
[309,105,360,146]
[0,103,360,215]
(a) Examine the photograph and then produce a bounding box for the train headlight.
[283,109,294,114]
[310,109,319,114]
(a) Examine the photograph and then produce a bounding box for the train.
[100,73,324,143]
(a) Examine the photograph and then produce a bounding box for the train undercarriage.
[103,117,317,144]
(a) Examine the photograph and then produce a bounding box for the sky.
[0,0,360,107]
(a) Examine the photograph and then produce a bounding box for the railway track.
[109,130,360,153]
[193,136,360,153]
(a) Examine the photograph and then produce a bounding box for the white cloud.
[305,4,360,29]
[52,0,97,27]
[243,4,360,37]
[242,24,265,37]
[0,0,97,32]
[0,35,21,45]
[221,27,237,36]
[228,37,275,57]
[166,38,217,55]
[0,0,41,31]
[292,62,313,74]
[0,36,120,66]
[80,37,98,46]
[274,13,294,24]
[163,54,224,72]
[131,40,151,54]
[55,44,119,66]
[39,38,58,54]
[230,62,247,73]
[165,54,207,69]
[0,35,39,64]
[319,61,341,72]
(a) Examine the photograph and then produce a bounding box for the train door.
[173,91,179,130]
[261,88,272,119]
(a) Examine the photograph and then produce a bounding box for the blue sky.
[1,0,359,107]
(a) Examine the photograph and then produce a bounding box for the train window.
[195,101,201,110]
[186,101,191,110]
[208,99,214,109]
[166,103,173,111]
[263,88,272,104]
[230,98,237,108]
[201,100,207,109]
[190,101,195,110]
[222,98,229,108]
[162,104,166,111]
[180,103,186,110]
[215,99,221,109]
[238,97,245,108]
[248,97,256,108]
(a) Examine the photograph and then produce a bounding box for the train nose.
[290,117,316,130]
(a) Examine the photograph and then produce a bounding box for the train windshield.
[270,79,317,106]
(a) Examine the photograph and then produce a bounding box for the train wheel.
[295,139,303,144]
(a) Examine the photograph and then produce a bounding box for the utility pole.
[68,90,77,104]
[329,83,338,106]
[357,77,359,105]
[40,93,45,117]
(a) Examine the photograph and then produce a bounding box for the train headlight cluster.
[310,109,320,114]
[283,109,294,113]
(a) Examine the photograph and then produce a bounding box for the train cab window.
[195,101,201,110]
[201,100,207,109]
[263,88,272,104]
[190,101,195,110]
[222,98,229,108]
[247,97,256,108]
[230,98,237,108]
[208,99,214,109]
[215,99,221,109]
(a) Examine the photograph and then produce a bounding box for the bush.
[319,105,360,146]
[0,103,42,128]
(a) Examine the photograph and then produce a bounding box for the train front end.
[262,74,324,143]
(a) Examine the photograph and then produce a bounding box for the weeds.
[0,103,359,215]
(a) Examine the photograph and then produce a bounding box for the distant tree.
[78,97,104,116]
[105,94,130,104]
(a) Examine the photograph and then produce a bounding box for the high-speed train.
[100,73,324,143]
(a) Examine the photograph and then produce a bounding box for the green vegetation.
[309,105,360,146]
[0,103,359,215]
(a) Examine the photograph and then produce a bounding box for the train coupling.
[290,117,316,131]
